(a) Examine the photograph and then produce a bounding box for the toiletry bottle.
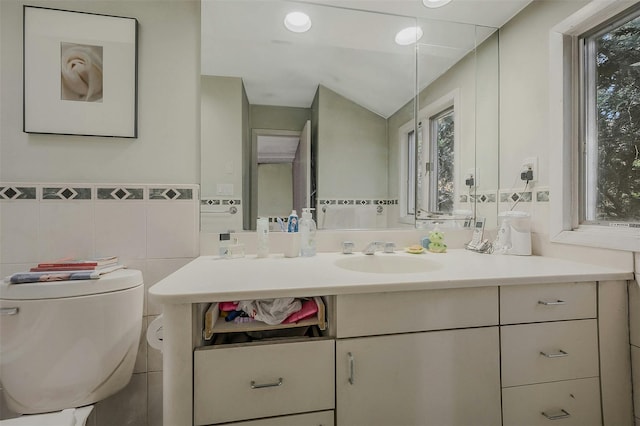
[219,233,231,258]
[256,217,269,258]
[287,209,298,232]
[300,208,317,257]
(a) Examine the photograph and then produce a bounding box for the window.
[550,2,640,251]
[399,90,458,223]
[580,8,640,226]
[428,107,455,213]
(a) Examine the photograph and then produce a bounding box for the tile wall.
[0,182,200,425]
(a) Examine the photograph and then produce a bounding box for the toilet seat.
[0,406,93,426]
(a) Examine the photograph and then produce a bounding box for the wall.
[0,0,200,424]
[316,85,388,200]
[0,0,200,184]
[499,0,589,236]
[386,33,499,228]
[200,76,245,233]
[257,163,293,217]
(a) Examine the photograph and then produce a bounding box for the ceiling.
[201,0,533,117]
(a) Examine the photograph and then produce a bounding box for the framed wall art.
[23,6,138,138]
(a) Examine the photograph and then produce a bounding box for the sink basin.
[334,255,441,274]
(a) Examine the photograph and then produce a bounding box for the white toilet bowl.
[0,269,143,421]
[1,406,93,426]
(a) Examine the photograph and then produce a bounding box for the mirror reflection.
[200,0,500,232]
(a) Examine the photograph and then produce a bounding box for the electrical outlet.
[521,157,538,183]
[464,168,478,188]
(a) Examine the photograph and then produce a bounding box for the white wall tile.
[94,202,147,259]
[0,202,39,264]
[95,373,147,426]
[147,202,198,258]
[134,317,148,374]
[145,258,193,315]
[38,202,94,261]
[0,263,35,279]
[148,371,163,426]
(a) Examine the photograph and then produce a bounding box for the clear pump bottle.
[299,208,317,257]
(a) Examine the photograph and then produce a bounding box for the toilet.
[0,269,144,425]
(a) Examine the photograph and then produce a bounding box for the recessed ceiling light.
[284,12,311,33]
[395,26,423,46]
[422,0,453,8]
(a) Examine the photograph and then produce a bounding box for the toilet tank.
[0,269,143,414]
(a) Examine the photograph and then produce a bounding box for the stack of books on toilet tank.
[6,256,124,284]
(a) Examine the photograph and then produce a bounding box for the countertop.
[148,249,634,304]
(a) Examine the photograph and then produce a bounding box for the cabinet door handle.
[540,350,568,358]
[541,409,571,420]
[538,299,566,306]
[348,352,355,385]
[250,378,283,389]
[0,307,19,316]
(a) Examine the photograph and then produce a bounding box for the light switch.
[216,184,234,196]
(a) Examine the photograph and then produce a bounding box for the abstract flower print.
[60,43,103,102]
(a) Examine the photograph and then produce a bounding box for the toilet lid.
[0,269,142,300]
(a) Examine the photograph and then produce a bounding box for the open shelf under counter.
[202,296,327,343]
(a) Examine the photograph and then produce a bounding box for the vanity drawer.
[501,319,599,387]
[336,286,498,338]
[193,339,335,425]
[225,410,334,426]
[500,282,596,324]
[502,377,601,426]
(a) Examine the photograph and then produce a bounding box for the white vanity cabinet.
[500,282,602,425]
[334,287,502,426]
[150,252,635,426]
[193,338,335,426]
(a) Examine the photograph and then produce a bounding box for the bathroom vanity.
[149,250,635,426]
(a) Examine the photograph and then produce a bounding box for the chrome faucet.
[363,241,389,255]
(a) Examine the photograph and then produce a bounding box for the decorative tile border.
[201,199,241,206]
[500,191,533,203]
[0,186,37,200]
[149,187,193,200]
[97,187,144,200]
[43,186,92,200]
[0,183,199,202]
[318,199,398,206]
[498,187,550,204]
[536,190,550,202]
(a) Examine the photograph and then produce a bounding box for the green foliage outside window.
[592,12,640,222]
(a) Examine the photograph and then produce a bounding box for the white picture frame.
[23,6,138,138]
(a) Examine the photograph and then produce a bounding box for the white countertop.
[148,249,634,304]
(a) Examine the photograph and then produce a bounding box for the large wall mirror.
[200,0,508,232]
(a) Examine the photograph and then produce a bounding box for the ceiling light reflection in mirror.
[284,11,312,33]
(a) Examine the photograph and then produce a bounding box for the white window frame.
[398,89,459,223]
[549,0,640,252]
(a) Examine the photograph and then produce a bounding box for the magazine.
[7,264,125,284]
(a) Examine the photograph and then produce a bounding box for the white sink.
[334,254,441,274]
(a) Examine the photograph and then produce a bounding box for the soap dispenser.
[287,209,299,233]
[300,208,317,257]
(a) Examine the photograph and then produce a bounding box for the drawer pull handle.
[541,409,571,420]
[0,307,19,316]
[540,350,568,358]
[538,299,566,306]
[250,378,283,389]
[348,352,355,385]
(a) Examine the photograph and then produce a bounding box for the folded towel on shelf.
[237,298,302,325]
[282,298,318,324]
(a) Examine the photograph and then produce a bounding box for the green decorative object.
[428,230,447,253]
